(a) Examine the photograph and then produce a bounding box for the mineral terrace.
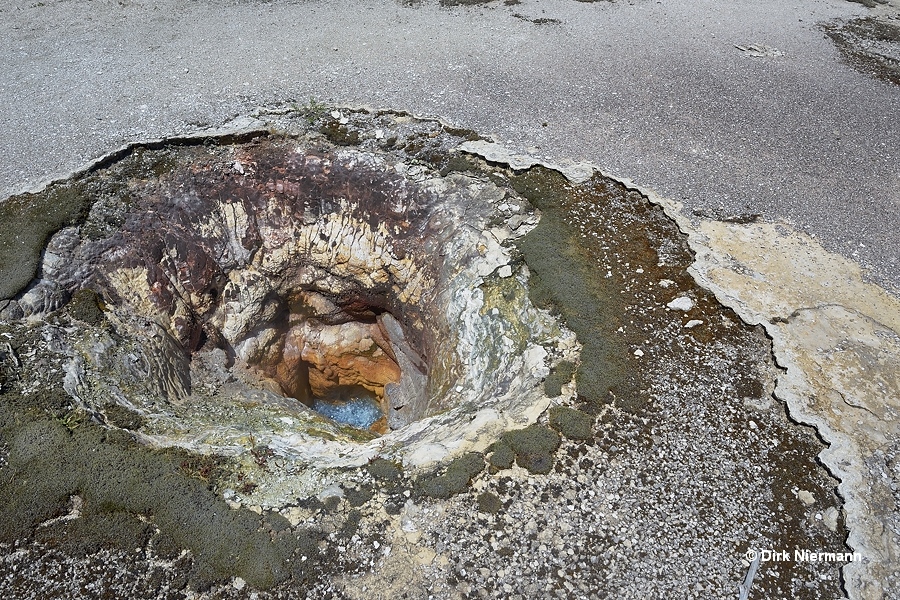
[0,109,895,600]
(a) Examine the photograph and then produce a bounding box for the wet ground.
[824,16,900,85]
[311,391,384,431]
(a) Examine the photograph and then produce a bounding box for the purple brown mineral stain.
[30,138,454,432]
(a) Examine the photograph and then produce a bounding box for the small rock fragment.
[286,507,303,526]
[798,490,815,506]
[317,484,344,502]
[667,296,694,311]
[684,319,703,328]
[405,530,422,544]
[507,214,527,230]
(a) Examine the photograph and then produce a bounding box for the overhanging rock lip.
[3,116,271,200]
[458,139,596,184]
[0,118,275,304]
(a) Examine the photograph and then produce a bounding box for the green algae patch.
[0,363,323,591]
[501,424,560,475]
[344,484,375,508]
[367,458,404,482]
[101,402,146,430]
[487,441,516,470]
[476,491,502,514]
[548,406,594,440]
[512,167,632,410]
[319,120,361,146]
[510,166,699,414]
[419,452,485,499]
[0,145,179,301]
[0,184,93,300]
[543,360,576,397]
[473,274,545,377]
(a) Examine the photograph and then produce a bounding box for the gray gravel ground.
[0,0,898,288]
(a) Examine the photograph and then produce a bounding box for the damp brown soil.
[0,111,848,598]
[460,157,847,598]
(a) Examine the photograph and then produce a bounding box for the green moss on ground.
[340,510,363,538]
[319,121,360,146]
[0,415,320,589]
[419,452,485,499]
[544,360,576,397]
[512,167,637,411]
[0,353,325,591]
[476,492,502,514]
[102,403,146,430]
[35,509,154,555]
[548,406,594,440]
[344,484,375,508]
[439,154,480,177]
[0,184,93,300]
[0,146,176,301]
[366,458,403,482]
[500,424,561,475]
[487,442,516,470]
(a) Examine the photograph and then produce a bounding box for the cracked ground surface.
[1,0,899,599]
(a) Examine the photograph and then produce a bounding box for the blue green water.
[311,387,383,429]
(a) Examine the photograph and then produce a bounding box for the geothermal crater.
[0,119,574,469]
[0,111,850,599]
[94,140,452,434]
